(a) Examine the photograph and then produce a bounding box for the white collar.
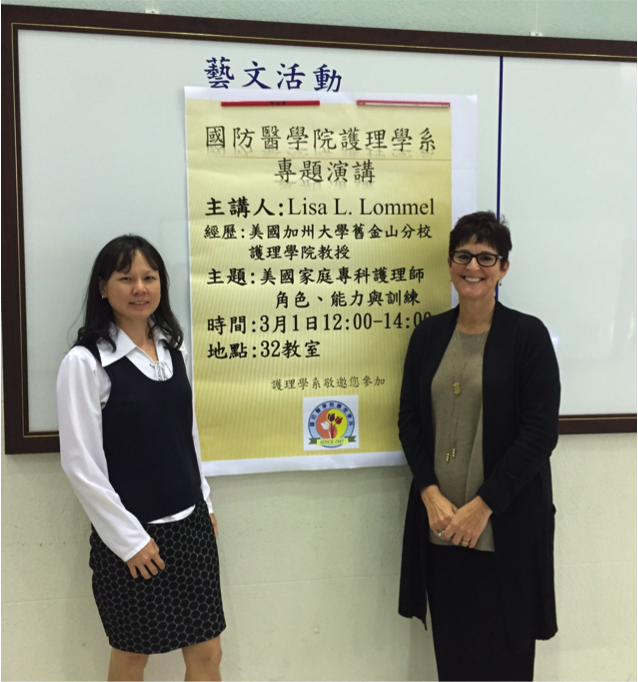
[97,325,170,367]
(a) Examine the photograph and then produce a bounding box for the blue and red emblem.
[307,400,356,449]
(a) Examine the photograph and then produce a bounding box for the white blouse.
[56,327,213,562]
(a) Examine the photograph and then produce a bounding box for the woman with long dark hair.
[398,212,560,681]
[57,235,225,681]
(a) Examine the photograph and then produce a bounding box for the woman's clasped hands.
[421,485,492,550]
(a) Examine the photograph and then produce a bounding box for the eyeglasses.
[450,250,503,267]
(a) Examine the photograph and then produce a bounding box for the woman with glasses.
[398,211,560,681]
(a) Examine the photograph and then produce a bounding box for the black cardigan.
[398,300,561,652]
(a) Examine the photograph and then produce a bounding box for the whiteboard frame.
[2,4,636,454]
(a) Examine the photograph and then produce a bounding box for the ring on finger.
[461,540,469,547]
[437,530,446,538]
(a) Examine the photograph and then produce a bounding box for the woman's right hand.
[126,538,165,579]
[420,485,458,534]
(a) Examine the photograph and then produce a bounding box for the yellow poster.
[186,94,452,468]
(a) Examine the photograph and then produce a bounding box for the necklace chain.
[446,326,489,463]
[451,327,488,396]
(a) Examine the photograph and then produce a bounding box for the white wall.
[2,1,636,680]
[2,429,636,681]
[1,0,636,41]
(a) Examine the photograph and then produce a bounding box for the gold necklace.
[446,326,488,462]
[451,327,488,396]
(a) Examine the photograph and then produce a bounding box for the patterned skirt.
[89,500,226,654]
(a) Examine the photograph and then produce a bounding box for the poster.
[185,89,476,475]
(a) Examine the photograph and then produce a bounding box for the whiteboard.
[17,29,499,431]
[6,20,635,444]
[499,58,637,414]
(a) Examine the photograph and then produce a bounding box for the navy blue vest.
[81,341,203,524]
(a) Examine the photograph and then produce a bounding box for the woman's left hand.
[209,513,218,538]
[442,496,492,549]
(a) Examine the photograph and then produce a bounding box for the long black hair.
[75,235,184,351]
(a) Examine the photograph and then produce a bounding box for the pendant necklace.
[446,325,489,463]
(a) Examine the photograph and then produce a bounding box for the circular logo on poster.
[307,400,356,449]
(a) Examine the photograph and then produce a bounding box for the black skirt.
[89,500,226,654]
[426,542,535,682]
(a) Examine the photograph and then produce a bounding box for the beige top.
[429,328,495,552]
